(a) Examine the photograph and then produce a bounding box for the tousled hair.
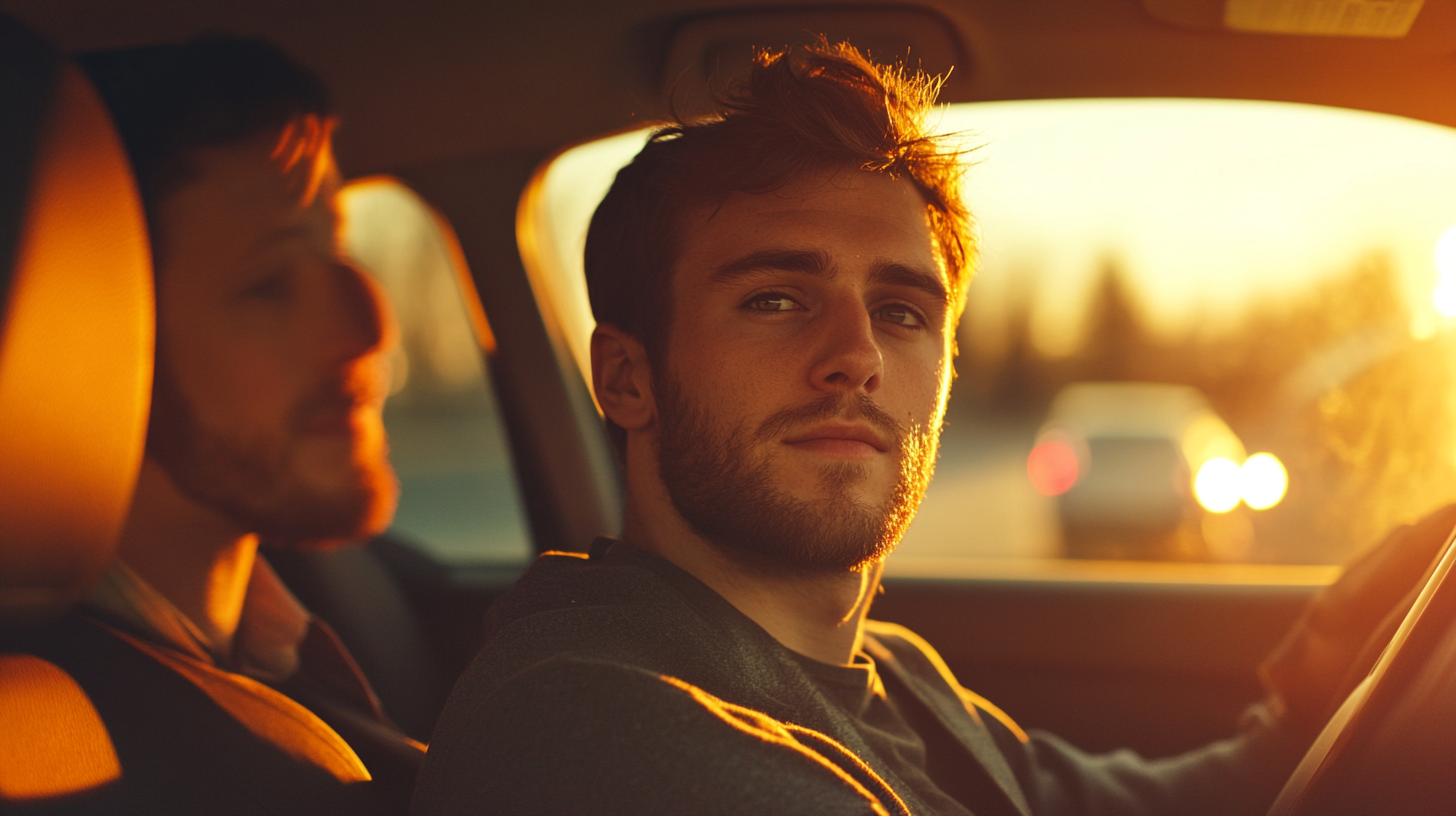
[585,39,973,451]
[76,36,332,253]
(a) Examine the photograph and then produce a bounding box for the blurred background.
[910,100,1456,568]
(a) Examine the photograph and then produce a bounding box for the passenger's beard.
[655,373,940,576]
[145,364,398,548]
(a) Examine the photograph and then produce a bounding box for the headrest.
[0,14,154,624]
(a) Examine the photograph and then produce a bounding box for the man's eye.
[876,304,924,327]
[242,272,294,302]
[745,294,801,312]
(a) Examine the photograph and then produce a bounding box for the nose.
[324,259,394,367]
[808,299,882,395]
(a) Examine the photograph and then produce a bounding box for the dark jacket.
[413,541,1308,815]
[0,610,422,816]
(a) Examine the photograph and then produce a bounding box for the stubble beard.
[146,364,398,547]
[655,372,940,576]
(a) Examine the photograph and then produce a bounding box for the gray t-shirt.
[795,649,980,815]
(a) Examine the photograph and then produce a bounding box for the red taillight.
[1028,439,1080,496]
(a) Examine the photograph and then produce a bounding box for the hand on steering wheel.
[1258,503,1456,737]
[1267,505,1456,815]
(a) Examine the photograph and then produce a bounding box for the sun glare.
[1436,226,1456,318]
[938,100,1456,356]
[1439,226,1456,276]
[1434,280,1456,319]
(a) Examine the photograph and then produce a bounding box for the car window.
[521,100,1456,569]
[340,177,532,566]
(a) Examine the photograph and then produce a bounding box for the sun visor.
[1145,0,1428,36]
[0,15,154,623]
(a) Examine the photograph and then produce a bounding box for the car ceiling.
[4,0,1454,181]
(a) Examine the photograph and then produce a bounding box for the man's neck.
[623,485,881,667]
[115,458,258,655]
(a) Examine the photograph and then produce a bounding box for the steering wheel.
[1267,527,1456,815]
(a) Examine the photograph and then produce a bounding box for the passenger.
[413,41,1454,815]
[4,37,420,815]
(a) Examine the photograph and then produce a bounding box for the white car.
[1030,381,1266,559]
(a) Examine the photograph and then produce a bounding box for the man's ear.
[592,323,655,432]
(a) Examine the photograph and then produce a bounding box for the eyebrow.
[248,221,311,250]
[710,248,949,306]
[869,262,949,306]
[242,224,316,260]
[710,249,832,283]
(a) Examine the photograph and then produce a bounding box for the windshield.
[522,98,1456,568]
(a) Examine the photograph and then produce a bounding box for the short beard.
[146,362,396,548]
[655,373,939,576]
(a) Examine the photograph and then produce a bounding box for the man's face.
[147,125,398,544]
[655,170,953,574]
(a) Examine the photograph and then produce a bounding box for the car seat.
[0,11,154,801]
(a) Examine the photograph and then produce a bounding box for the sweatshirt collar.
[83,555,311,683]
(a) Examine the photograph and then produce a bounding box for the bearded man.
[413,42,1454,816]
[5,37,421,815]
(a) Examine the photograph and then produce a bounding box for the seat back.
[0,13,154,801]
[0,13,154,623]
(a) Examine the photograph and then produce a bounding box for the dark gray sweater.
[413,541,1307,815]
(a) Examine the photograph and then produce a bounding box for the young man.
[6,38,420,815]
[413,43,1454,815]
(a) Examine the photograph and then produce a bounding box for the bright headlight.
[1240,453,1288,510]
[1194,458,1242,513]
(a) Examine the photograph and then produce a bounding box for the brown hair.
[77,36,333,258]
[584,40,973,450]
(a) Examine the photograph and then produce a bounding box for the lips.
[295,387,377,436]
[782,422,891,455]
[296,367,387,437]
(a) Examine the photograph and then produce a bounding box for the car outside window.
[522,99,1456,571]
[339,177,532,566]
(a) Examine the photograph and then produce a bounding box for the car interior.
[2,0,1455,811]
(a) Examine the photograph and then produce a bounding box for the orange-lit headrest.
[0,15,153,624]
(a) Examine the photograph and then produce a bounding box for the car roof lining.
[1,0,1452,177]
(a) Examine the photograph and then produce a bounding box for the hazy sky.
[943,99,1456,355]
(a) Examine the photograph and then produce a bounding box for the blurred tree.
[1078,257,1150,382]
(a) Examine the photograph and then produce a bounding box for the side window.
[339,177,531,565]
[521,103,1456,570]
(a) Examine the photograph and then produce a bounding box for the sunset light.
[1434,282,1456,319]
[1437,226,1456,318]
[942,100,1456,357]
[1439,226,1456,276]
